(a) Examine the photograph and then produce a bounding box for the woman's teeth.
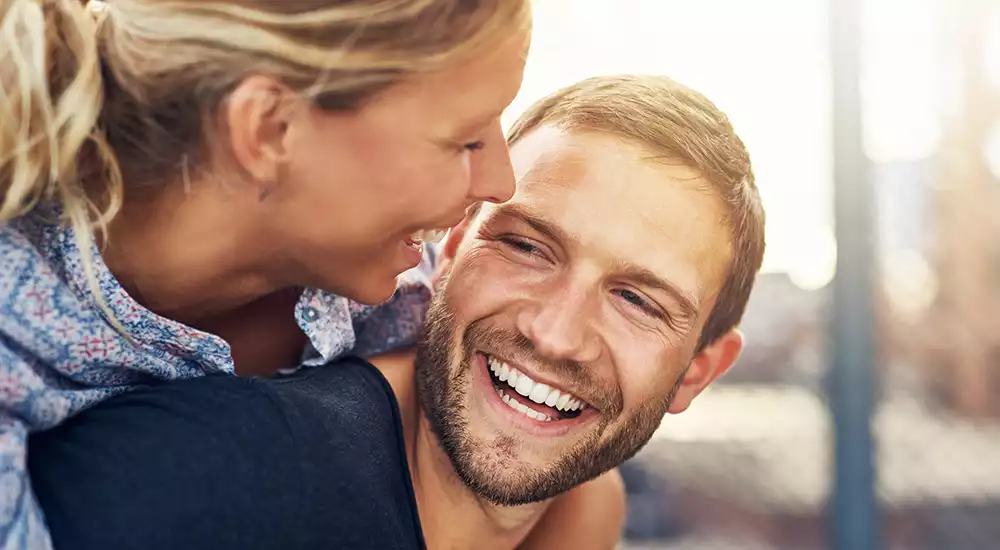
[410,228,448,245]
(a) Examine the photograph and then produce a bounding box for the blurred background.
[502,1,1000,549]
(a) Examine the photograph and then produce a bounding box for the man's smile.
[471,352,599,436]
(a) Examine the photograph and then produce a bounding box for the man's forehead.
[499,125,732,304]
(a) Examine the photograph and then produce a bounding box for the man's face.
[415,125,735,505]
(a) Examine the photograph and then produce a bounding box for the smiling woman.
[0,0,530,547]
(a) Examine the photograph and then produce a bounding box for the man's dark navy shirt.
[28,357,425,550]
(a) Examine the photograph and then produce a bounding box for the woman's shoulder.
[0,218,82,336]
[0,220,114,426]
[0,210,101,326]
[0,217,234,427]
[0,215,116,349]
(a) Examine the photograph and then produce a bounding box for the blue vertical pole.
[828,0,880,548]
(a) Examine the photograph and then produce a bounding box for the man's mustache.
[462,322,623,417]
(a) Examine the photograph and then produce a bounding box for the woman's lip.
[403,237,425,249]
[397,237,424,270]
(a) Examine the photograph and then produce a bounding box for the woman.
[0,0,530,547]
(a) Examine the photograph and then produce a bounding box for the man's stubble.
[413,278,686,506]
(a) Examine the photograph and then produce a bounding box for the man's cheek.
[446,268,513,317]
[617,366,679,417]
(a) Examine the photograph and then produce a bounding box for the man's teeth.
[487,355,587,413]
[499,388,553,422]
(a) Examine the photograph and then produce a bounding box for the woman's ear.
[225,76,293,198]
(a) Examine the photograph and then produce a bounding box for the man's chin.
[454,458,561,507]
[438,355,609,506]
[448,363,667,506]
[445,428,609,506]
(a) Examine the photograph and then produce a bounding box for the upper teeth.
[410,229,448,244]
[487,355,586,412]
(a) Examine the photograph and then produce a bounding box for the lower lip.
[396,237,425,271]
[470,353,593,438]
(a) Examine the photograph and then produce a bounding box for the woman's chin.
[310,252,411,305]
[338,274,401,306]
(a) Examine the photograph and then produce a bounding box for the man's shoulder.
[366,349,418,410]
[264,357,410,455]
[32,361,426,550]
[259,360,425,547]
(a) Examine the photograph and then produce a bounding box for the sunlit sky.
[503,0,953,290]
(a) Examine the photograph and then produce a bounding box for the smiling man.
[27,75,765,550]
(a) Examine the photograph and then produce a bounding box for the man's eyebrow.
[490,203,700,319]
[490,203,577,248]
[611,261,700,320]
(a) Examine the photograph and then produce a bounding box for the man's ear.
[224,76,293,198]
[667,328,744,414]
[432,213,476,287]
[440,218,471,262]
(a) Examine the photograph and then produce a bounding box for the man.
[28,75,765,549]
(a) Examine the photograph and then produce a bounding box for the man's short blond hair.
[507,75,766,349]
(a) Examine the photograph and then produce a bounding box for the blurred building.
[618,2,1000,549]
[920,0,1000,418]
[723,273,826,388]
[625,385,1000,550]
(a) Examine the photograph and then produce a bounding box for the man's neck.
[371,350,552,550]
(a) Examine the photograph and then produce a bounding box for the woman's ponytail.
[1,0,121,229]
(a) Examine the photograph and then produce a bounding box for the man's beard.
[414,284,686,506]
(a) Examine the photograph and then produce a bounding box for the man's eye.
[614,289,662,318]
[501,236,541,256]
[463,141,485,152]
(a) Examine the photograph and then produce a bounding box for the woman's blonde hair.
[0,0,529,319]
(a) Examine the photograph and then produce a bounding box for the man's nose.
[515,284,602,364]
[467,122,515,204]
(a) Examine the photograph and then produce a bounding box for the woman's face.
[272,28,530,304]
